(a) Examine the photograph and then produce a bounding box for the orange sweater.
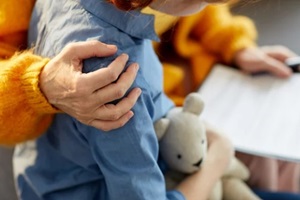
[149,4,257,105]
[0,0,57,145]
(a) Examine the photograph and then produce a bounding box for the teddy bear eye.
[177,154,182,159]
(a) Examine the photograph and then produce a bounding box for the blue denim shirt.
[14,0,185,199]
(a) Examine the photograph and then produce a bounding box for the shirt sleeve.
[0,51,58,146]
[75,91,185,200]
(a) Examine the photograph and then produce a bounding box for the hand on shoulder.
[40,40,141,131]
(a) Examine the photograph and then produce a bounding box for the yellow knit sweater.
[0,0,57,145]
[145,4,257,105]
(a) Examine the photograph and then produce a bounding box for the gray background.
[232,0,300,54]
[0,0,299,199]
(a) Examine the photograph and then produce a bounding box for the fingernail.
[133,63,139,72]
[128,111,134,119]
[136,88,142,95]
[106,44,117,50]
[121,53,129,60]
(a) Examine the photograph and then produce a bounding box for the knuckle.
[65,43,76,52]
[108,69,119,81]
[116,87,126,98]
[89,40,99,47]
[109,112,121,120]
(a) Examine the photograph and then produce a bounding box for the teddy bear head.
[155,93,207,173]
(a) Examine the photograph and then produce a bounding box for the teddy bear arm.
[223,157,250,180]
[222,177,262,200]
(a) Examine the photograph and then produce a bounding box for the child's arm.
[176,130,233,200]
[76,91,185,200]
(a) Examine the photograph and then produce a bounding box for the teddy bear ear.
[154,118,170,140]
[182,93,204,116]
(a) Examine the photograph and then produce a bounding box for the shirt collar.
[75,0,159,41]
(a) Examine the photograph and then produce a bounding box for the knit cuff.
[20,52,59,114]
[219,16,258,64]
[222,37,257,64]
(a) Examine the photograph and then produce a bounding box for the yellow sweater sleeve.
[174,4,257,64]
[0,52,58,146]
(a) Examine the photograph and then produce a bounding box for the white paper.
[198,65,300,162]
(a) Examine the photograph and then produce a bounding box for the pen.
[285,57,300,73]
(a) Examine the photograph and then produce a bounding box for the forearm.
[176,130,233,200]
[0,51,57,145]
[176,168,219,200]
[200,5,257,63]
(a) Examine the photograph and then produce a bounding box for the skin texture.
[40,40,141,131]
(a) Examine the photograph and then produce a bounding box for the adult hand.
[234,45,297,78]
[40,40,141,131]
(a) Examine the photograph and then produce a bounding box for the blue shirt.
[14,0,185,199]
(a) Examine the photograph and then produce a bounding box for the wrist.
[21,52,58,114]
[225,39,257,65]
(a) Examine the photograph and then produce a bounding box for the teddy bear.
[154,93,261,200]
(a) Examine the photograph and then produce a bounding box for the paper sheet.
[198,65,300,161]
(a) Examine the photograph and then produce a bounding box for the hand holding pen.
[234,45,298,78]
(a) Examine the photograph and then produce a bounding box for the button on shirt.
[14,0,185,199]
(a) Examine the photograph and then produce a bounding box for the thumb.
[63,40,117,60]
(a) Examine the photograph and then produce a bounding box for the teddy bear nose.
[193,158,203,167]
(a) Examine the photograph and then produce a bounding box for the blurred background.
[232,0,300,54]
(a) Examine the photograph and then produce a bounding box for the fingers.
[63,40,118,59]
[260,57,292,78]
[260,46,297,78]
[261,45,297,62]
[89,88,142,131]
[46,40,142,131]
[95,87,141,120]
[89,111,134,131]
[81,54,132,92]
[90,62,139,106]
[236,47,294,78]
